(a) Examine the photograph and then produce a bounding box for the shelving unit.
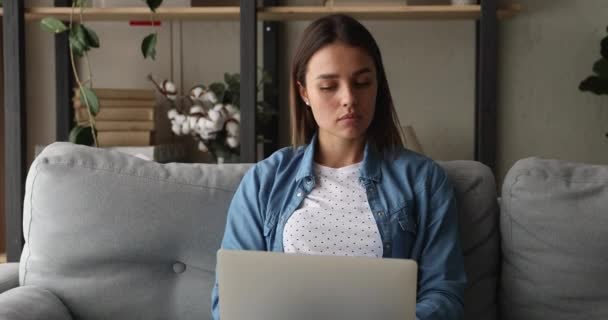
[3,1,518,261]
[0,4,521,21]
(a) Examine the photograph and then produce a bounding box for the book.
[76,108,155,122]
[76,120,155,131]
[102,144,188,163]
[73,98,155,109]
[97,131,151,147]
[74,88,155,100]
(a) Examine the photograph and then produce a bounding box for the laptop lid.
[217,249,417,320]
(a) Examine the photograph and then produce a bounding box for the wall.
[22,0,608,186]
[497,0,608,182]
[24,0,57,164]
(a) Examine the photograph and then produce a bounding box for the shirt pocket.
[389,202,417,235]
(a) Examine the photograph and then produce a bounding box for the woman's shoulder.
[248,145,306,178]
[384,146,449,184]
[387,146,438,169]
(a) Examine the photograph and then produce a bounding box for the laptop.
[217,249,418,320]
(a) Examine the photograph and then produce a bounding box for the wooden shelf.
[9,7,241,21]
[260,5,521,20]
[0,4,521,21]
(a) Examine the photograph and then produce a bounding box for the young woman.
[212,14,466,320]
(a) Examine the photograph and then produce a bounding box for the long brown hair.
[290,14,404,153]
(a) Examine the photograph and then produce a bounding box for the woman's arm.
[211,166,267,320]
[416,164,467,320]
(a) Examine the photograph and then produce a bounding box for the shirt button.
[297,192,303,197]
[377,211,384,217]
[384,244,391,249]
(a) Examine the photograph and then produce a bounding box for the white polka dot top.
[283,161,383,258]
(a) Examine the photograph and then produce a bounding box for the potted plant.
[579,26,608,138]
[40,0,164,146]
[149,69,275,163]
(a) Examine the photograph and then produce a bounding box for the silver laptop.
[217,249,418,320]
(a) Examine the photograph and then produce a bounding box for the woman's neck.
[314,132,366,168]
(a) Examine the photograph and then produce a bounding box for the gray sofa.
[0,142,605,319]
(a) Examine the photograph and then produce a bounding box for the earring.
[304,100,310,106]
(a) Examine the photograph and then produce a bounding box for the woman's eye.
[354,81,371,88]
[320,86,336,91]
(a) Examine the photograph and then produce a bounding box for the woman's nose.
[339,85,357,107]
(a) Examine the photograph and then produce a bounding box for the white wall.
[497,0,608,182]
[82,21,173,89]
[23,0,608,184]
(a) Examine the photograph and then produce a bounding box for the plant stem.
[80,3,94,89]
[150,6,158,35]
[70,1,98,147]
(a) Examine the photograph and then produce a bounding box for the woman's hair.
[290,14,404,152]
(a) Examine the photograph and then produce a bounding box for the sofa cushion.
[440,161,500,320]
[21,142,253,320]
[0,285,72,320]
[0,263,19,294]
[500,158,608,320]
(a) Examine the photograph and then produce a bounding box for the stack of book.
[74,88,156,147]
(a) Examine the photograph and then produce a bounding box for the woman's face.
[299,43,378,143]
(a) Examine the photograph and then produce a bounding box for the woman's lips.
[338,113,360,121]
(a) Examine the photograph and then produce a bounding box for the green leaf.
[601,35,608,60]
[224,73,232,85]
[82,25,100,48]
[69,125,97,146]
[209,82,226,103]
[80,86,100,116]
[225,74,240,95]
[592,58,608,78]
[74,25,89,49]
[69,25,90,56]
[579,76,608,95]
[224,73,240,88]
[146,0,163,12]
[40,17,68,34]
[141,33,158,60]
[69,35,86,57]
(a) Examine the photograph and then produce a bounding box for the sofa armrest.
[0,263,19,294]
[0,285,72,320]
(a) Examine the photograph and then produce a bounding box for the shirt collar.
[295,132,382,183]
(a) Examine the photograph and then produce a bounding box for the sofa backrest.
[440,161,500,320]
[500,158,608,320]
[22,142,253,319]
[21,143,500,319]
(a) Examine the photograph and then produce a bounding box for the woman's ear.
[297,81,310,106]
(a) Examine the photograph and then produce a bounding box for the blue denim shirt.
[212,136,466,320]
